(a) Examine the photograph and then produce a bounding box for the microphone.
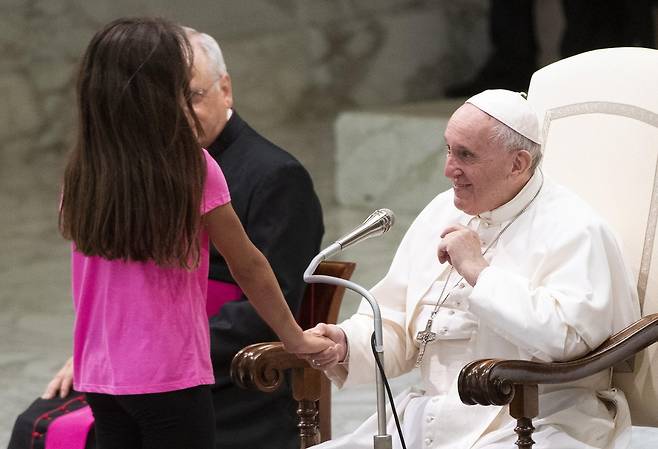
[303,208,396,447]
[319,208,395,259]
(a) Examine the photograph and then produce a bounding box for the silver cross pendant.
[415,318,436,367]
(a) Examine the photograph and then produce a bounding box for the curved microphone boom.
[303,208,396,448]
[319,208,395,259]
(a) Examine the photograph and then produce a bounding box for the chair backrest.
[298,260,355,329]
[527,47,658,425]
[299,260,355,443]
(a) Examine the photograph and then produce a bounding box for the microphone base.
[373,435,393,449]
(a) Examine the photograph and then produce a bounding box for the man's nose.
[444,153,460,178]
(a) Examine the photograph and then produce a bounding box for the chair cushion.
[631,426,658,449]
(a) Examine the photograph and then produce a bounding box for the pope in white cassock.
[305,89,640,449]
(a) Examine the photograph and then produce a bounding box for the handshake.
[296,323,349,371]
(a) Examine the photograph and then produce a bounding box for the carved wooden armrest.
[231,342,322,448]
[231,342,307,391]
[458,313,658,448]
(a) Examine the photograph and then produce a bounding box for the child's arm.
[204,202,331,354]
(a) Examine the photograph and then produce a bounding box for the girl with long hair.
[59,17,330,449]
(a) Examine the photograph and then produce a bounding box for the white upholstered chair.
[458,47,658,448]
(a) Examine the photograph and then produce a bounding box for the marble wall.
[0,0,489,185]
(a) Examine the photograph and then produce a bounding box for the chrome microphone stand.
[304,247,392,449]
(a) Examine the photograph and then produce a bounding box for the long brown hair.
[60,17,205,268]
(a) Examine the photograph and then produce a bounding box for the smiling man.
[304,90,640,449]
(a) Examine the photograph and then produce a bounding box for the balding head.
[184,27,228,77]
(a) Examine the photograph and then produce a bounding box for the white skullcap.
[466,89,541,144]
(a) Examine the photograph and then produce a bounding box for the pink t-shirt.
[72,149,230,394]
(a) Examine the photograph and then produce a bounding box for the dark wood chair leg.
[292,367,322,448]
[514,417,535,449]
[509,384,538,449]
[297,399,320,449]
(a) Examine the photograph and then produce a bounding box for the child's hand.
[284,331,334,356]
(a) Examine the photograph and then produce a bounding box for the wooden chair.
[458,47,658,448]
[230,260,356,449]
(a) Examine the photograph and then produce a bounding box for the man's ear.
[512,149,533,176]
[220,73,234,109]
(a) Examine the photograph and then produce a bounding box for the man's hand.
[42,356,73,399]
[438,224,489,285]
[301,323,348,370]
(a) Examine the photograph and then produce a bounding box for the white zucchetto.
[466,89,541,144]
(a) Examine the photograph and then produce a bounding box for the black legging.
[86,385,214,449]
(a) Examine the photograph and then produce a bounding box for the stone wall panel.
[0,73,41,142]
[224,30,309,127]
[0,0,488,170]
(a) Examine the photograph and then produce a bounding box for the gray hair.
[184,27,228,78]
[489,120,542,172]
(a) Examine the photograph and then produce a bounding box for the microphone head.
[335,208,396,250]
[368,208,395,233]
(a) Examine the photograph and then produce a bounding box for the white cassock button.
[459,283,465,289]
[448,310,455,316]
[439,327,448,334]
[482,221,489,228]
[426,415,435,423]
[425,438,433,446]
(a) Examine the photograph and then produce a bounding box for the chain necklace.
[414,172,545,367]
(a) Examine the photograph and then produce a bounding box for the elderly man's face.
[189,42,232,148]
[443,104,524,215]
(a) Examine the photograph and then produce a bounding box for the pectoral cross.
[415,318,436,367]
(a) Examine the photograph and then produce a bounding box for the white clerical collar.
[477,169,543,225]
[226,108,233,120]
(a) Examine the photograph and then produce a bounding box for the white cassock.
[319,170,640,449]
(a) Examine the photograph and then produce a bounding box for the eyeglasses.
[188,78,220,105]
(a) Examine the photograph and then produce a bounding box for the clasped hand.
[437,224,489,286]
[299,323,348,370]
